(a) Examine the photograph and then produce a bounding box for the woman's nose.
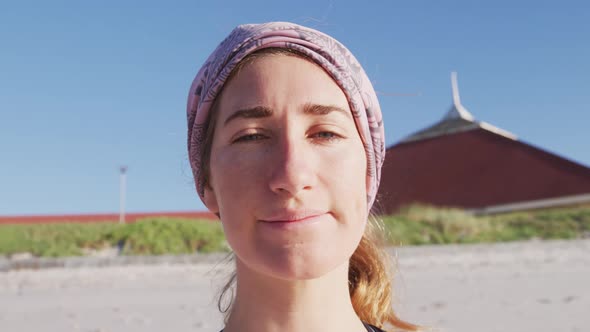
[268,137,316,197]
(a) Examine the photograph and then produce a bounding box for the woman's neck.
[222,259,367,332]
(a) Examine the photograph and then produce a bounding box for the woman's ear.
[203,186,219,215]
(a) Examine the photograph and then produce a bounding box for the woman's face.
[204,54,367,280]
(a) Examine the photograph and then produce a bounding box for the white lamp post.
[119,166,127,224]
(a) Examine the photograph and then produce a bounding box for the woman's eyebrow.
[223,103,350,127]
[223,106,273,127]
[303,103,351,119]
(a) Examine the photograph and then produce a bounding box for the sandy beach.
[0,239,588,332]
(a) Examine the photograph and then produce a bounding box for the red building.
[377,73,590,215]
[0,211,217,225]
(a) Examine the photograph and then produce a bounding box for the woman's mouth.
[258,210,330,229]
[259,210,328,223]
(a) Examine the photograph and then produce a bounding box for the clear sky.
[1,0,589,215]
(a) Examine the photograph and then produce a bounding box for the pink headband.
[187,22,385,210]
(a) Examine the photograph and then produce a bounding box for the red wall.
[378,129,590,214]
[0,211,217,225]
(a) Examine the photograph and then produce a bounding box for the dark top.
[363,322,387,332]
[220,322,386,332]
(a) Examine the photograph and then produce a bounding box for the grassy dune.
[382,205,590,246]
[1,206,589,257]
[0,218,226,257]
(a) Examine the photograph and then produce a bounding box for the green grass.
[1,205,589,258]
[107,217,226,255]
[381,204,590,246]
[0,218,226,257]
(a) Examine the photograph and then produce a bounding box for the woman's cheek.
[326,143,365,176]
[215,144,256,169]
[213,147,267,191]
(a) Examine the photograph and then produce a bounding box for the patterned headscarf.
[187,22,385,210]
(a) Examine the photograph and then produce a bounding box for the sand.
[0,239,588,332]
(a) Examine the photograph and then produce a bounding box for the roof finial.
[451,71,462,107]
[444,71,475,121]
[400,72,517,143]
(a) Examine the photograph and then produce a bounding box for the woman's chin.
[242,245,353,281]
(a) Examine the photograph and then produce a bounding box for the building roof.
[377,73,590,214]
[401,72,516,143]
[0,211,217,225]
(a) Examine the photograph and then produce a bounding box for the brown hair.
[198,48,419,331]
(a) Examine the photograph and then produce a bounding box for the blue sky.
[1,0,589,215]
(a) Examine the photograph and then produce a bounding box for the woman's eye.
[232,131,343,144]
[233,133,267,143]
[311,131,341,141]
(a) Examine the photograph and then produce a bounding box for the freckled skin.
[203,55,368,281]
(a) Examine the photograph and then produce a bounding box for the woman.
[187,22,418,332]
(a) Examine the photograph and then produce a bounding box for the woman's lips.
[258,213,328,231]
[258,211,330,230]
[259,210,328,223]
